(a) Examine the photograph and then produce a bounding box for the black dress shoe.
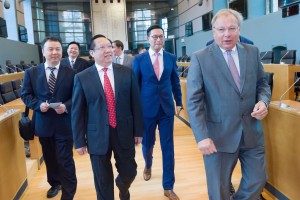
[47,185,61,198]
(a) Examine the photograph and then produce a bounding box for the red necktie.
[102,68,117,128]
[153,53,160,80]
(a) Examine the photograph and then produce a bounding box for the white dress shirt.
[148,48,164,79]
[95,63,115,94]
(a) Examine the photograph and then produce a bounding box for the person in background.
[21,37,77,199]
[112,40,134,68]
[133,24,182,200]
[138,47,147,54]
[186,9,270,200]
[61,41,89,73]
[72,34,144,200]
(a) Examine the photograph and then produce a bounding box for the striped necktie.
[48,67,56,94]
[226,50,240,90]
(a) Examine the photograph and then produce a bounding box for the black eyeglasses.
[150,35,164,40]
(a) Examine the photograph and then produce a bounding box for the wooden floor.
[20,117,270,200]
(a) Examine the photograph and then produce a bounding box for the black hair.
[146,24,164,37]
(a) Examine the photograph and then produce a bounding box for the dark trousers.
[142,106,175,190]
[90,127,137,200]
[39,136,77,200]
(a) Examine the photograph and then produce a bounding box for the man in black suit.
[21,37,77,199]
[61,41,89,73]
[72,34,144,200]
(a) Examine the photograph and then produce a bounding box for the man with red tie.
[72,34,144,200]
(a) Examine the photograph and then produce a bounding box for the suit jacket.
[61,57,89,73]
[133,50,182,118]
[72,63,144,155]
[21,64,75,139]
[113,54,134,68]
[186,42,271,153]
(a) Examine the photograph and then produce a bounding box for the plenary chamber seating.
[280,50,297,64]
[260,51,274,64]
[0,81,17,103]
[12,79,22,98]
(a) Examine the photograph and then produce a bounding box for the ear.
[89,50,94,57]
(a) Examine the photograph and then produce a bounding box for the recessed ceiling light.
[149,3,151,5]
[171,8,174,11]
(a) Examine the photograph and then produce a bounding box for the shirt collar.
[118,53,124,59]
[219,45,237,54]
[148,48,163,57]
[44,62,60,70]
[69,57,77,63]
[95,62,113,72]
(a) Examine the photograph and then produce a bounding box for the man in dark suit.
[112,40,134,68]
[61,41,89,73]
[133,25,182,200]
[21,37,77,199]
[72,34,144,200]
[187,9,271,200]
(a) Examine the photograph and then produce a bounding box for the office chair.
[260,51,274,64]
[0,81,17,103]
[264,72,274,96]
[12,79,22,98]
[279,50,296,64]
[295,72,300,102]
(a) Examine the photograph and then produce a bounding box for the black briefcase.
[19,106,35,140]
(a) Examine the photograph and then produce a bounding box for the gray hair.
[211,9,243,27]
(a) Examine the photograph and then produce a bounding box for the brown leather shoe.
[164,190,180,200]
[143,167,151,181]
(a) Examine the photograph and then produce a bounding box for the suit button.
[240,97,243,101]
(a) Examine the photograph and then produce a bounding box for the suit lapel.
[211,44,240,93]
[236,43,246,93]
[38,64,50,93]
[112,63,121,102]
[52,64,66,95]
[89,65,105,98]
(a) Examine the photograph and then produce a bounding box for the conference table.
[0,109,27,200]
[4,98,44,169]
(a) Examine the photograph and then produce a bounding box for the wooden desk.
[0,110,27,200]
[0,72,24,83]
[4,99,43,169]
[263,64,300,101]
[262,100,300,199]
[177,62,190,67]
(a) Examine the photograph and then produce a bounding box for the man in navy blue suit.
[21,37,77,199]
[133,25,182,200]
[61,41,89,73]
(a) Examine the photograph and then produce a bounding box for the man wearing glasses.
[72,34,144,200]
[133,25,182,200]
[187,9,270,200]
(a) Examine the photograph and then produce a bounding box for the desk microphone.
[260,51,269,60]
[279,77,300,108]
[0,68,8,74]
[279,50,290,64]
[178,66,189,77]
[0,104,16,114]
[6,65,17,73]
[16,67,24,72]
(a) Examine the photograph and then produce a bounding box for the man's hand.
[54,104,66,114]
[197,138,217,156]
[176,106,183,115]
[76,146,87,155]
[135,137,142,145]
[40,102,50,112]
[251,101,268,120]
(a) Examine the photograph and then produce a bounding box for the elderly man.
[187,9,271,200]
